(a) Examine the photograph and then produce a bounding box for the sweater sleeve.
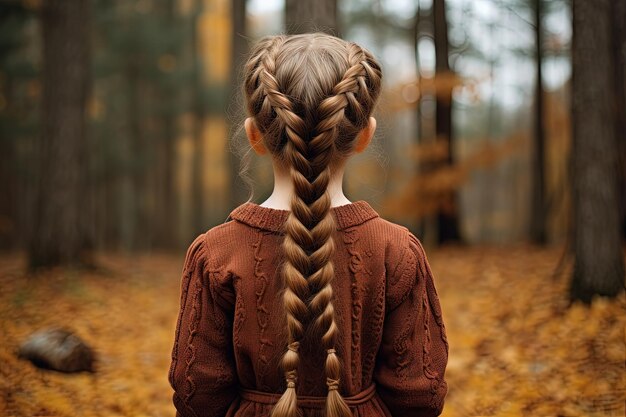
[374,232,449,417]
[168,233,239,417]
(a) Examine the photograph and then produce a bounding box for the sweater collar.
[229,200,379,233]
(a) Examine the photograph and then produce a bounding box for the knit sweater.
[168,200,449,417]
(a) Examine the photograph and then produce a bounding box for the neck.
[260,161,351,210]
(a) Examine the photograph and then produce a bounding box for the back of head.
[242,33,382,417]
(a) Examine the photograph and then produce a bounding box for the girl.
[168,33,449,417]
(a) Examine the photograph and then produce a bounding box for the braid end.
[326,388,352,417]
[324,349,351,417]
[270,384,301,417]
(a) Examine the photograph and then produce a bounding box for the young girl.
[168,33,449,417]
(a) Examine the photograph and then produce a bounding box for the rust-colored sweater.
[168,201,449,417]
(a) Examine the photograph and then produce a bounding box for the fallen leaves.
[0,245,624,417]
[431,245,625,417]
[0,253,182,417]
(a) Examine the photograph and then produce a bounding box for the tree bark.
[433,0,460,243]
[570,0,625,303]
[30,0,92,268]
[612,0,626,238]
[124,62,143,251]
[154,0,177,249]
[228,0,249,208]
[0,75,17,249]
[530,0,547,244]
[413,3,426,239]
[191,0,205,235]
[285,0,339,36]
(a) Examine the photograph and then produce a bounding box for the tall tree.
[29,0,92,268]
[433,0,461,243]
[0,2,31,250]
[530,0,547,244]
[153,0,178,249]
[412,3,423,143]
[570,0,625,302]
[190,0,205,236]
[228,0,249,208]
[92,0,194,250]
[286,0,338,36]
[613,0,626,238]
[125,48,144,251]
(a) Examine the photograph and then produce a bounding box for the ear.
[245,117,267,155]
[354,117,377,154]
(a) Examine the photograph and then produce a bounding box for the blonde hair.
[243,33,382,417]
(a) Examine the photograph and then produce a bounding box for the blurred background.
[0,0,624,416]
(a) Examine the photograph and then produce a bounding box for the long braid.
[250,36,311,417]
[307,42,381,417]
[243,34,382,417]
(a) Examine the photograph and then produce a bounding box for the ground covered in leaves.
[0,246,624,417]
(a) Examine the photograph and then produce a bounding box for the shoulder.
[359,217,430,310]
[351,216,423,271]
[183,218,257,273]
[182,232,209,273]
[181,221,247,306]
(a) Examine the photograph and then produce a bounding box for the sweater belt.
[239,383,376,409]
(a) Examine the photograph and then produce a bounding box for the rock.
[18,327,95,373]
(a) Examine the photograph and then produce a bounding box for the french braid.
[308,41,381,417]
[243,34,382,417]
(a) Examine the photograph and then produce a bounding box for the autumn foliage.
[0,247,623,417]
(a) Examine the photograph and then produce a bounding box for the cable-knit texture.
[168,201,449,417]
[343,228,364,391]
[233,276,246,352]
[253,232,274,391]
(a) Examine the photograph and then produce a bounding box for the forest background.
[0,0,624,416]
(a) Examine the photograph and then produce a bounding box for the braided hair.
[243,33,382,417]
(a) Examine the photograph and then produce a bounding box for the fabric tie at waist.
[239,384,377,409]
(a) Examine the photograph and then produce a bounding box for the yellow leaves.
[567,300,588,322]
[499,345,519,366]
[0,252,182,417]
[498,402,524,417]
[383,72,472,111]
[431,246,626,417]
[1,248,624,417]
[33,390,76,416]
[604,343,625,362]
[383,134,528,219]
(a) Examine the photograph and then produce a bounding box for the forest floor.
[0,245,624,417]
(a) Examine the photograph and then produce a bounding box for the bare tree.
[433,0,461,243]
[530,0,547,244]
[228,0,249,208]
[154,0,178,249]
[30,0,92,268]
[286,0,339,36]
[613,0,626,239]
[190,0,205,236]
[570,0,625,302]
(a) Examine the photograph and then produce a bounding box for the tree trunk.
[228,0,249,208]
[530,0,547,244]
[154,0,177,249]
[30,0,92,268]
[612,0,626,238]
[570,0,625,303]
[191,0,205,236]
[0,75,17,249]
[433,0,460,243]
[125,63,144,251]
[285,0,339,36]
[413,3,426,239]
